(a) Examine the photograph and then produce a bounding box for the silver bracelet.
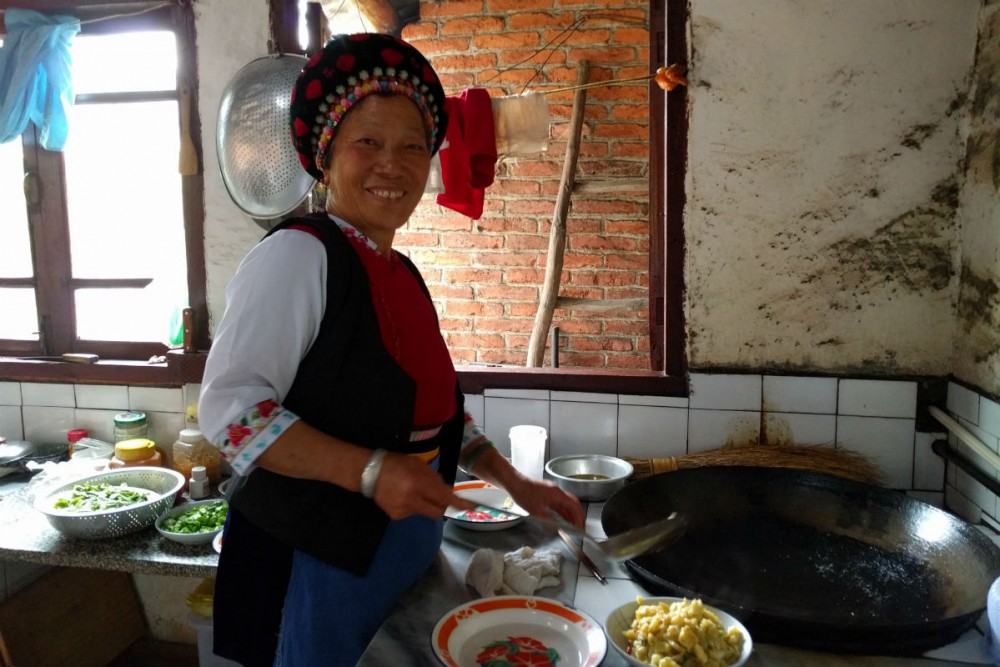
[360,448,388,499]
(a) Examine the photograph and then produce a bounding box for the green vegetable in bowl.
[53,482,150,512]
[161,501,229,534]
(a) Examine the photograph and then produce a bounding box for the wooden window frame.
[0,0,208,370]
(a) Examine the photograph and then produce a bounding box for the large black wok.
[601,466,1000,655]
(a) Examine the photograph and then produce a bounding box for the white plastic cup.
[509,425,547,480]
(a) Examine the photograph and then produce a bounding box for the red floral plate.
[431,595,606,667]
[444,481,526,532]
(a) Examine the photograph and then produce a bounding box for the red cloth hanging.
[435,87,497,220]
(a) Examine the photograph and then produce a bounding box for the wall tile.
[687,409,760,454]
[464,394,485,429]
[483,397,549,458]
[906,490,944,508]
[947,382,981,424]
[0,406,23,440]
[550,391,617,404]
[616,405,687,460]
[762,412,836,446]
[21,382,75,408]
[838,379,917,418]
[22,406,75,444]
[836,416,915,490]
[980,397,1000,440]
[0,382,21,406]
[75,383,128,410]
[945,483,983,525]
[73,409,120,443]
[689,374,761,411]
[146,411,187,460]
[484,388,550,401]
[913,431,947,491]
[129,386,184,413]
[762,376,837,414]
[549,401,617,460]
[618,394,688,408]
[952,422,1000,519]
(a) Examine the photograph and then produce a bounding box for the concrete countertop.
[0,473,218,578]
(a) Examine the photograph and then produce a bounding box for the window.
[269,0,687,394]
[0,1,205,361]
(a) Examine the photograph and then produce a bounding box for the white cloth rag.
[465,546,562,597]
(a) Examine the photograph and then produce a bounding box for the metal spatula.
[474,502,686,561]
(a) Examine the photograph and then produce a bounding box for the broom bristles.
[626,443,885,486]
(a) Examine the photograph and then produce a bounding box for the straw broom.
[625,443,885,486]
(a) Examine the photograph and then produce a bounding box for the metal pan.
[601,466,1000,655]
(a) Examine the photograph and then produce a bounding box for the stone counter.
[0,483,218,578]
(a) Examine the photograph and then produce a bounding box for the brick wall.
[400,0,652,371]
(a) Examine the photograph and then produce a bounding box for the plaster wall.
[685,0,981,376]
[953,1,1000,395]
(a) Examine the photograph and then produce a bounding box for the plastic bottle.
[114,411,148,443]
[109,438,162,469]
[67,429,88,456]
[189,466,209,499]
[172,428,222,488]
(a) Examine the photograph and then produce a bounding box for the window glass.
[76,287,181,342]
[0,289,38,340]
[0,140,32,277]
[72,31,178,94]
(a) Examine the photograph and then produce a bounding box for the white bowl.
[605,596,752,667]
[155,498,229,545]
[34,467,185,540]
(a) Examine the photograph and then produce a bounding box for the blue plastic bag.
[0,8,81,150]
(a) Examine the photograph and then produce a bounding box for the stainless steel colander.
[34,467,185,539]
[216,53,315,221]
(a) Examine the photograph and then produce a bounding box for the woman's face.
[322,94,432,253]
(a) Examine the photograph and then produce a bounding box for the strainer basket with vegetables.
[34,467,185,539]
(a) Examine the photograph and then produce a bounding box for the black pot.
[601,466,1000,655]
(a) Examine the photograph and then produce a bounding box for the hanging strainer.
[216,53,315,222]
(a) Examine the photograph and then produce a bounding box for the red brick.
[552,320,603,335]
[409,215,473,231]
[572,337,634,352]
[476,317,535,333]
[480,350,527,365]
[445,300,504,317]
[438,72,477,90]
[432,284,475,299]
[504,235,549,251]
[408,250,475,265]
[487,0,557,11]
[557,287,603,301]
[402,23,438,40]
[555,351,606,367]
[440,16,505,34]
[567,46,639,64]
[604,320,651,336]
[505,199,558,216]
[473,32,541,50]
[508,12,577,29]
[434,53,498,71]
[442,234,505,250]
[510,303,539,317]
[444,268,504,284]
[594,270,641,287]
[478,285,540,301]
[449,348,478,363]
[489,179,542,196]
[439,316,473,330]
[614,28,651,44]
[394,231,441,247]
[447,332,506,348]
[562,252,605,269]
[475,217,541,233]
[504,268,547,284]
[478,252,542,267]
[606,253,648,270]
[610,141,649,157]
[605,220,649,235]
[420,1,487,19]
[604,352,652,369]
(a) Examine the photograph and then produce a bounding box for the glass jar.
[113,411,148,443]
[109,438,162,469]
[67,429,89,456]
[172,428,221,488]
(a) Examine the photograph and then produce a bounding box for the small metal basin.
[544,454,633,502]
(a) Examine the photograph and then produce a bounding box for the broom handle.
[929,406,1000,475]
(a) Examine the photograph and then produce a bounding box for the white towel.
[465,546,562,597]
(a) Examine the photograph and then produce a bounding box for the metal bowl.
[34,467,185,540]
[544,454,633,502]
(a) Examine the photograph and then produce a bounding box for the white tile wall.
[688,373,761,410]
[0,382,21,406]
[21,382,75,407]
[549,400,617,459]
[835,416,916,490]
[838,379,917,418]
[935,382,1000,523]
[616,405,687,459]
[762,376,837,414]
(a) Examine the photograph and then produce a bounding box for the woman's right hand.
[372,451,475,520]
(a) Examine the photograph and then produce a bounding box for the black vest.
[228,214,464,573]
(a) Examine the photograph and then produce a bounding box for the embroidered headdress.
[289,32,448,181]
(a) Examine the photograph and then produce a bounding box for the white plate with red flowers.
[431,595,606,667]
[444,481,526,532]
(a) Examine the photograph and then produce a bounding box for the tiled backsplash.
[6,372,1000,638]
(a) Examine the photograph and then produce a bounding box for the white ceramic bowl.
[155,498,229,545]
[605,596,753,667]
[544,454,633,501]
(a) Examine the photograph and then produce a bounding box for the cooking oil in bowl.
[569,473,610,481]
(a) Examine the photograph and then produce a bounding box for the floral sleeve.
[214,399,300,475]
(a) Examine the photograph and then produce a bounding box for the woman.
[199,33,584,667]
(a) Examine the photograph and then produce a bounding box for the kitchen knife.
[557,528,607,584]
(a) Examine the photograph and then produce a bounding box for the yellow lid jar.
[109,438,162,469]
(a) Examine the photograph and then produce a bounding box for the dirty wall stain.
[956,264,1000,364]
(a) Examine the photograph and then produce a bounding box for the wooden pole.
[526,60,590,367]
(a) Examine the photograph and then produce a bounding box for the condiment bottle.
[172,428,222,489]
[109,438,162,469]
[189,466,209,499]
[114,411,148,443]
[67,429,88,456]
